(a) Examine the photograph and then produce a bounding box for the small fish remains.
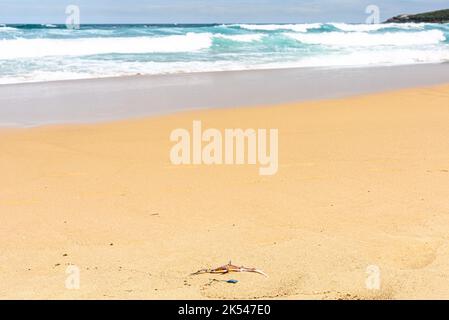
[191,261,268,277]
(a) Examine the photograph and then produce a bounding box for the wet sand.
[2,63,449,127]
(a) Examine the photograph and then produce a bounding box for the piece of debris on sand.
[191,261,268,277]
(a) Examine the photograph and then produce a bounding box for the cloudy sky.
[0,0,448,24]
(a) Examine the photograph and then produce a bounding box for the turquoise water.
[0,23,448,84]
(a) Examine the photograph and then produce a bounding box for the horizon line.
[1,21,383,25]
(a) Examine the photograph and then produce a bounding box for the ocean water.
[0,23,448,84]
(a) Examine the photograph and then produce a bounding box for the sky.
[0,0,448,24]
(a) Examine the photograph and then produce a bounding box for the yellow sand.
[1,84,449,300]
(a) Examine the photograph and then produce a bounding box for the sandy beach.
[1,73,449,299]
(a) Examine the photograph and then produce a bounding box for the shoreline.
[2,61,448,88]
[2,63,449,128]
[1,83,449,299]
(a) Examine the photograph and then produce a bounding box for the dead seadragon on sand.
[191,261,268,277]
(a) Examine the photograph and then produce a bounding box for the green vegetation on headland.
[385,9,449,23]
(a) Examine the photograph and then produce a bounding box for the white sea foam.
[286,30,446,46]
[0,26,18,32]
[329,22,427,32]
[236,22,430,33]
[2,47,448,85]
[215,34,264,42]
[0,32,213,59]
[290,48,449,68]
[0,70,96,84]
[236,23,322,32]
